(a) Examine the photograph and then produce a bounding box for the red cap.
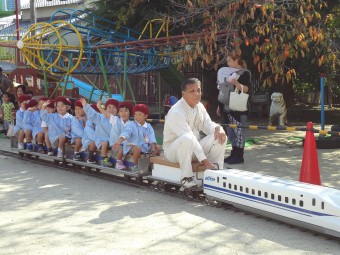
[105,98,119,109]
[38,96,49,102]
[56,96,71,106]
[46,100,55,109]
[133,104,150,115]
[90,103,100,113]
[18,94,32,103]
[119,101,134,114]
[74,100,83,108]
[26,98,38,108]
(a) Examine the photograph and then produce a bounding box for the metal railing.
[21,0,83,10]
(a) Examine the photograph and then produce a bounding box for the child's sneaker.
[102,157,112,167]
[87,157,96,164]
[57,150,63,158]
[131,164,139,174]
[116,160,126,170]
[26,143,33,151]
[18,143,24,150]
[73,153,82,161]
[47,148,54,156]
[38,146,46,154]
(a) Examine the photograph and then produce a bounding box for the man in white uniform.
[163,78,227,189]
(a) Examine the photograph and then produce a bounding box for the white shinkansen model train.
[204,169,340,238]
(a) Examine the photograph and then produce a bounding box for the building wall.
[21,3,86,20]
[1,0,19,11]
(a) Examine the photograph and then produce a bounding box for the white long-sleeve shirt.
[163,98,219,162]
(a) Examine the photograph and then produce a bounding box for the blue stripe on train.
[204,184,334,217]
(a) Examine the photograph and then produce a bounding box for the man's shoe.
[181,177,198,189]
[18,143,24,150]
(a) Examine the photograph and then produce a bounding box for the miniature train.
[13,142,340,239]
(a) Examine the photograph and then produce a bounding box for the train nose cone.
[17,40,24,49]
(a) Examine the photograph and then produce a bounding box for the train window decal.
[213,179,319,211]
[204,184,335,217]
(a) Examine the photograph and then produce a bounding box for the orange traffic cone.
[300,122,321,185]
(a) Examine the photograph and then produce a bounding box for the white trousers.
[164,133,226,179]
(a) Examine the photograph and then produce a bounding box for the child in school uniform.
[40,100,55,155]
[0,92,15,134]
[71,100,86,161]
[14,94,32,149]
[96,101,134,166]
[38,97,49,110]
[23,98,44,152]
[82,103,100,163]
[113,104,160,172]
[80,98,119,167]
[41,96,73,158]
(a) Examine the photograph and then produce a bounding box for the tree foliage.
[89,0,339,87]
[165,0,339,86]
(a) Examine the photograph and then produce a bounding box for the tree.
[165,0,338,86]
[89,0,339,88]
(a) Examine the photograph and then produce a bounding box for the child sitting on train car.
[113,104,160,172]
[82,103,100,163]
[71,100,86,161]
[80,98,119,167]
[23,98,44,152]
[96,100,134,158]
[41,96,73,158]
[14,94,32,149]
[38,97,49,111]
[41,100,55,155]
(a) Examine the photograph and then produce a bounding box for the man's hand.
[201,159,216,170]
[214,126,226,144]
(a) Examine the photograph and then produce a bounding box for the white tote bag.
[7,121,15,137]
[229,85,249,112]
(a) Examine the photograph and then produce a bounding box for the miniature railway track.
[0,149,337,242]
